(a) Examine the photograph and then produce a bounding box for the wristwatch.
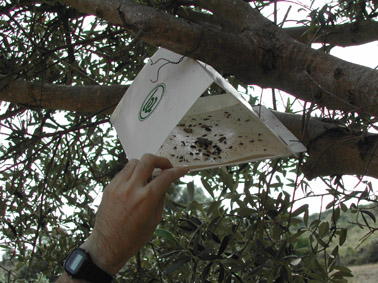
[64,247,113,282]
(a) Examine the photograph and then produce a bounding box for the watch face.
[65,249,87,275]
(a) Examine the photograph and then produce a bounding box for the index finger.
[129,154,173,185]
[146,166,189,200]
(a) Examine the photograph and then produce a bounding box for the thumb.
[148,167,189,198]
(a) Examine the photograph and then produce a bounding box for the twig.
[26,136,62,278]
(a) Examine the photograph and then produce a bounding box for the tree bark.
[58,0,378,117]
[0,75,126,114]
[272,111,378,180]
[285,20,378,47]
[178,9,378,47]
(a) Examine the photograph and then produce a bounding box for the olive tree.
[1,0,378,282]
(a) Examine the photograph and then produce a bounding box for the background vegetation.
[305,203,378,267]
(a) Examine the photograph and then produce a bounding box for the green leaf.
[318,221,329,238]
[303,209,309,226]
[159,250,180,258]
[292,204,309,217]
[291,217,303,225]
[187,181,194,203]
[331,245,339,258]
[316,236,328,248]
[180,218,198,230]
[188,200,207,215]
[231,272,243,283]
[207,231,221,244]
[331,207,340,223]
[218,235,231,255]
[201,262,213,282]
[154,228,179,245]
[361,209,376,223]
[339,228,347,246]
[331,270,353,279]
[207,201,221,217]
[178,224,197,232]
[218,263,225,282]
[310,219,320,230]
[166,256,191,274]
[220,167,236,192]
[190,216,202,226]
[326,199,337,210]
[332,265,352,273]
[201,177,214,198]
[198,250,223,260]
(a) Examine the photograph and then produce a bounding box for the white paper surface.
[111,48,214,159]
[156,95,305,169]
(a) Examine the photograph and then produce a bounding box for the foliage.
[304,203,378,266]
[0,0,378,282]
[109,163,377,282]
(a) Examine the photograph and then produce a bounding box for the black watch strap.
[82,250,113,283]
[64,248,113,283]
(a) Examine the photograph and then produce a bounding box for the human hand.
[81,154,189,275]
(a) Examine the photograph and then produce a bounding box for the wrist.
[80,237,118,276]
[63,246,114,283]
[80,233,129,276]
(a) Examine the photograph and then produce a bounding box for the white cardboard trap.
[111,48,306,170]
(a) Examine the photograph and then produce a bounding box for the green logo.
[139,83,165,121]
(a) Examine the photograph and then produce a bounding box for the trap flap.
[111,48,306,170]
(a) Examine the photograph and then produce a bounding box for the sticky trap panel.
[156,97,292,170]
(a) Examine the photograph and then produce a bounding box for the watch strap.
[65,248,113,283]
[81,249,113,283]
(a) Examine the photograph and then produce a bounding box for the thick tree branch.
[0,75,126,114]
[178,8,378,47]
[272,111,378,180]
[195,0,378,116]
[57,0,250,85]
[302,130,378,180]
[286,20,378,47]
[2,80,378,180]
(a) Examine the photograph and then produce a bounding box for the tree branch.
[0,75,126,114]
[57,0,378,118]
[272,111,378,180]
[285,20,378,47]
[58,0,249,83]
[195,0,378,116]
[302,130,378,180]
[179,7,378,47]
